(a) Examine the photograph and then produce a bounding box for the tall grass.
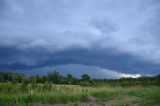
[0,83,160,106]
[125,86,160,105]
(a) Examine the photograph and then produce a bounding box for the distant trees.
[80,74,91,86]
[81,74,90,81]
[0,72,24,83]
[0,71,160,87]
[66,74,74,85]
[48,70,63,84]
[41,76,48,83]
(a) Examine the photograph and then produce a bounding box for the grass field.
[0,83,160,106]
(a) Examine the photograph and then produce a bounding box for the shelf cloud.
[0,0,160,78]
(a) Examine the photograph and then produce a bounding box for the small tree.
[41,76,48,83]
[81,74,90,81]
[48,70,62,84]
[66,74,74,85]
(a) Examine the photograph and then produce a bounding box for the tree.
[81,74,90,81]
[36,75,41,83]
[41,76,48,83]
[66,74,74,85]
[48,70,62,84]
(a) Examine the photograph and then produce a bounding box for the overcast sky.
[0,0,160,78]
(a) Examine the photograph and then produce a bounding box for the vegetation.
[0,71,160,106]
[0,71,160,87]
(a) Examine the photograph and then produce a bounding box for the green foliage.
[0,71,160,87]
[66,74,74,85]
[43,82,52,91]
[0,71,160,105]
[81,74,90,81]
[0,83,160,106]
[47,70,63,84]
[21,77,29,92]
[90,89,119,101]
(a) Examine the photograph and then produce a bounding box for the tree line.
[0,71,160,87]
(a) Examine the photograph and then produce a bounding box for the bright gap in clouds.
[97,68,141,79]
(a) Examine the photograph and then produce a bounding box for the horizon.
[0,69,145,79]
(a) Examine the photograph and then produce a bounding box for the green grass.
[124,86,160,105]
[0,83,160,106]
[112,104,129,106]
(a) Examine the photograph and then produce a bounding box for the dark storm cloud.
[0,0,160,78]
[0,47,159,75]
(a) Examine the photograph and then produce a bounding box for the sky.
[0,0,160,78]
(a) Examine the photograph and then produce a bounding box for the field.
[0,82,160,106]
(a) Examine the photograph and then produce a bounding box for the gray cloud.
[0,0,160,77]
[90,17,119,33]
